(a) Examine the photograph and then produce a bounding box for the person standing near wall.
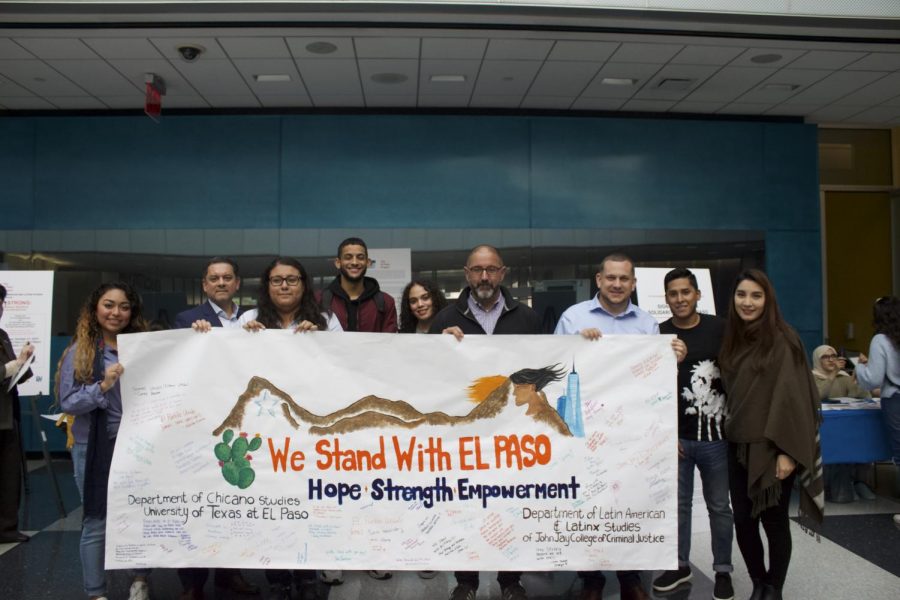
[0,284,34,544]
[399,279,447,334]
[174,257,258,599]
[430,244,541,600]
[854,296,900,525]
[719,269,824,600]
[58,282,151,600]
[239,257,340,600]
[554,253,686,600]
[320,237,397,333]
[653,268,734,600]
[174,257,244,329]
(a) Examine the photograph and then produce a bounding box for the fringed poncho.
[723,329,824,525]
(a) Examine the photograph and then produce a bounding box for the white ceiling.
[1,2,900,124]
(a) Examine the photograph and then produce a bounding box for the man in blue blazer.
[173,258,256,597]
[174,257,244,329]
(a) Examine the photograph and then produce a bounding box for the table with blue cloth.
[820,401,892,464]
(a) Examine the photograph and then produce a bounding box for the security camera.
[177,45,204,62]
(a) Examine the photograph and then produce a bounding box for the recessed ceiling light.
[751,53,783,64]
[430,74,466,83]
[371,73,408,84]
[305,41,338,55]
[657,78,694,91]
[254,74,291,83]
[760,83,800,92]
[600,77,636,86]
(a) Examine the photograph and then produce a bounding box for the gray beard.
[473,285,497,302]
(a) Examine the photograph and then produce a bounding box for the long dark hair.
[399,279,448,333]
[873,296,900,349]
[510,364,566,391]
[54,282,148,399]
[719,269,804,373]
[255,257,326,329]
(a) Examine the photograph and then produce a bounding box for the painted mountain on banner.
[212,375,573,438]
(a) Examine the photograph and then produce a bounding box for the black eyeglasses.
[466,266,504,276]
[268,276,302,287]
[821,354,838,360]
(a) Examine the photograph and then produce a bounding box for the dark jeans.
[728,444,795,589]
[0,425,22,535]
[455,571,521,590]
[678,439,734,571]
[177,568,208,591]
[881,393,900,465]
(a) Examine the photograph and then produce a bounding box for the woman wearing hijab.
[812,344,873,502]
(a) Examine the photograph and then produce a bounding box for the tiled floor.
[3,459,899,599]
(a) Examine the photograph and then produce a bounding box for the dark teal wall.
[2,112,821,383]
[1,114,818,231]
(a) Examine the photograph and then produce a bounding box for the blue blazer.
[173,301,243,329]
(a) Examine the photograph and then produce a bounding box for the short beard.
[473,284,497,302]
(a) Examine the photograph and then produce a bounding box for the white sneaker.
[128,580,150,600]
[320,570,344,585]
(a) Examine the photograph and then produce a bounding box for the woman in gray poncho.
[719,270,824,600]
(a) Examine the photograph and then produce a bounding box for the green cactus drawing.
[215,429,262,489]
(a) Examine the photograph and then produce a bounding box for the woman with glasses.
[237,257,338,600]
[854,296,900,526]
[812,345,869,401]
[239,257,341,333]
[812,344,872,503]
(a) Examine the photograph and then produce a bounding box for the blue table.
[820,405,892,464]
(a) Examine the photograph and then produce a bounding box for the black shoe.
[760,584,782,600]
[748,578,765,600]
[652,567,692,592]
[713,573,734,600]
[0,531,30,544]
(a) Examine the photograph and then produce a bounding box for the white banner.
[0,270,54,396]
[109,330,677,571]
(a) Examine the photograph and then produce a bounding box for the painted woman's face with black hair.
[512,383,540,409]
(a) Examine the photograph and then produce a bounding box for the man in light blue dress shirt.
[555,252,659,337]
[555,252,685,600]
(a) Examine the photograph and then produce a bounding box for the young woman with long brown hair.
[57,282,149,600]
[719,269,823,600]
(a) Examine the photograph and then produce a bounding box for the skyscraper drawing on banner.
[555,361,584,438]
